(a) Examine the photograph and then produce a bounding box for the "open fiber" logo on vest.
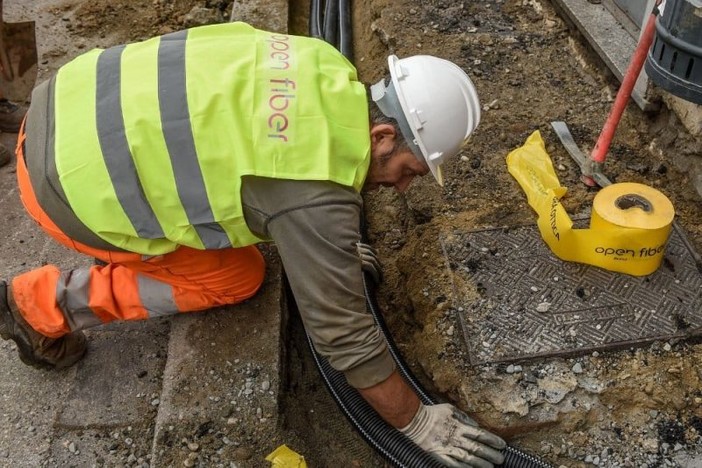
[266,34,296,142]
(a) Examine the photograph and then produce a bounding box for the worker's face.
[365,124,430,193]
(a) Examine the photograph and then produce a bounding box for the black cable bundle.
[309,0,353,61]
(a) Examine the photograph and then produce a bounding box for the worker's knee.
[233,245,266,301]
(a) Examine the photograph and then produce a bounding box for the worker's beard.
[362,146,397,192]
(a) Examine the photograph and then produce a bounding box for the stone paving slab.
[442,220,702,365]
[58,320,171,428]
[0,347,73,466]
[552,0,653,110]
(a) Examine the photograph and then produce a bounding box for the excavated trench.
[281,2,555,466]
[282,0,702,467]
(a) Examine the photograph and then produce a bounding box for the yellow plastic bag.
[506,131,674,276]
[265,445,307,468]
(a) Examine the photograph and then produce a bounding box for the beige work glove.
[399,403,506,468]
[356,242,382,284]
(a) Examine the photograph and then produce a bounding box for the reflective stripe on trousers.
[11,124,266,338]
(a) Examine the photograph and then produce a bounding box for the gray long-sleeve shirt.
[241,176,395,388]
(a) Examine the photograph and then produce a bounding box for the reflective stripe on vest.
[96,44,165,240]
[52,22,370,255]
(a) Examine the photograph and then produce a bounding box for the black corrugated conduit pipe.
[363,275,553,468]
[287,279,444,467]
[310,0,353,61]
[294,273,554,467]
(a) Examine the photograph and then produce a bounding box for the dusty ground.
[3,0,702,467]
[357,1,702,467]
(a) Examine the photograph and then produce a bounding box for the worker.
[0,0,30,166]
[0,96,27,166]
[0,22,504,467]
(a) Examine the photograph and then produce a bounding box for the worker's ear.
[370,123,397,157]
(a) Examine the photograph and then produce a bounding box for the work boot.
[0,99,28,133]
[0,281,87,370]
[0,143,10,167]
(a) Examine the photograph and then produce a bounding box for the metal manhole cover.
[441,220,702,365]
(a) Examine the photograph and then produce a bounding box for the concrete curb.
[150,258,284,467]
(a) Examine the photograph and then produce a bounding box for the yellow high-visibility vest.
[51,22,370,254]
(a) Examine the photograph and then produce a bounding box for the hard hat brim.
[387,55,444,187]
[431,164,444,187]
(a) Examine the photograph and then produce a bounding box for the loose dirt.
[357,1,702,467]
[12,0,702,466]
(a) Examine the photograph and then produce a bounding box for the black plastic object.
[323,0,340,49]
[310,0,323,39]
[309,0,353,61]
[645,0,702,104]
[338,0,354,62]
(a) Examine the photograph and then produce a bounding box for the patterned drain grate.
[441,220,702,365]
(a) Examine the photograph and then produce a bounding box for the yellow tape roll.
[506,131,676,276]
[589,183,674,274]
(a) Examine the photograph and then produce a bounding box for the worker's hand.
[399,403,506,468]
[356,242,382,284]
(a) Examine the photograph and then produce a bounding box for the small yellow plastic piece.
[265,445,308,468]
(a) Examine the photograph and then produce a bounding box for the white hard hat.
[370,55,481,186]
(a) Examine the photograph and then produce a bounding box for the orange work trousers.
[11,125,265,338]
